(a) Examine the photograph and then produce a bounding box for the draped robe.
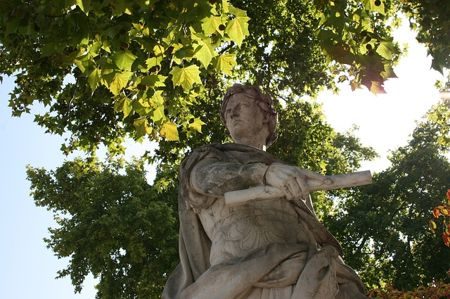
[163,144,368,299]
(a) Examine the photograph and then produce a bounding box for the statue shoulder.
[181,143,224,169]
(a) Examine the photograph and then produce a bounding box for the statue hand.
[264,163,326,200]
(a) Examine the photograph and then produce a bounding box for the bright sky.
[0,21,446,299]
[318,20,445,172]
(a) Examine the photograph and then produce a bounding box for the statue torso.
[198,196,310,266]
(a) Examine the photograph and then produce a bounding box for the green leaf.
[429,220,437,232]
[87,68,101,91]
[222,0,230,13]
[152,106,165,122]
[112,50,137,71]
[145,57,162,71]
[111,1,133,16]
[76,0,90,13]
[215,54,236,75]
[193,37,216,68]
[376,41,396,60]
[150,90,164,107]
[201,16,223,36]
[122,98,133,118]
[74,59,87,73]
[153,44,165,56]
[189,118,205,133]
[170,65,202,91]
[133,118,152,137]
[160,122,179,141]
[89,41,102,57]
[363,0,386,15]
[134,98,151,115]
[225,16,250,46]
[228,4,248,17]
[141,75,166,87]
[114,96,133,118]
[381,64,396,79]
[108,71,133,95]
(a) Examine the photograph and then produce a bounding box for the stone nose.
[230,104,241,118]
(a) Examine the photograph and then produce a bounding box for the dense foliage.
[368,282,450,299]
[0,0,414,153]
[325,102,450,290]
[398,0,450,72]
[28,159,178,298]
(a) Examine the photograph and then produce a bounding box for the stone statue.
[163,84,370,299]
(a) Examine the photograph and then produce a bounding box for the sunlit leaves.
[1,0,443,154]
[429,219,437,231]
[152,106,165,122]
[170,65,202,91]
[133,118,152,137]
[214,54,236,75]
[368,81,385,94]
[192,34,216,68]
[87,68,101,91]
[189,117,205,133]
[225,14,250,46]
[0,0,253,149]
[112,50,137,71]
[160,122,179,141]
[315,1,399,94]
[114,96,133,118]
[145,57,162,72]
[376,41,396,60]
[107,71,133,96]
[140,75,166,88]
[76,0,91,14]
[363,0,386,15]
[201,16,224,35]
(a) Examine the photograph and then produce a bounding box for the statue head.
[221,84,277,147]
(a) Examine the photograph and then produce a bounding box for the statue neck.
[233,137,266,151]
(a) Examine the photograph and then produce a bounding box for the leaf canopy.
[4,0,446,152]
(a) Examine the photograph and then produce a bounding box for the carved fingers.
[264,163,313,200]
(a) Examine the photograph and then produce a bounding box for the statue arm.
[190,158,269,197]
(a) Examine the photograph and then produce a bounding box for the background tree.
[326,101,450,290]
[28,158,179,298]
[398,0,450,71]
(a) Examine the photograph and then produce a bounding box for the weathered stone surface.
[163,84,369,299]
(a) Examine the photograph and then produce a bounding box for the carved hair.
[221,84,278,146]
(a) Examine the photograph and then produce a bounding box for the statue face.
[224,93,268,144]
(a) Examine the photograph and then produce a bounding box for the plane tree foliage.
[0,0,423,154]
[325,102,450,291]
[398,0,450,72]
